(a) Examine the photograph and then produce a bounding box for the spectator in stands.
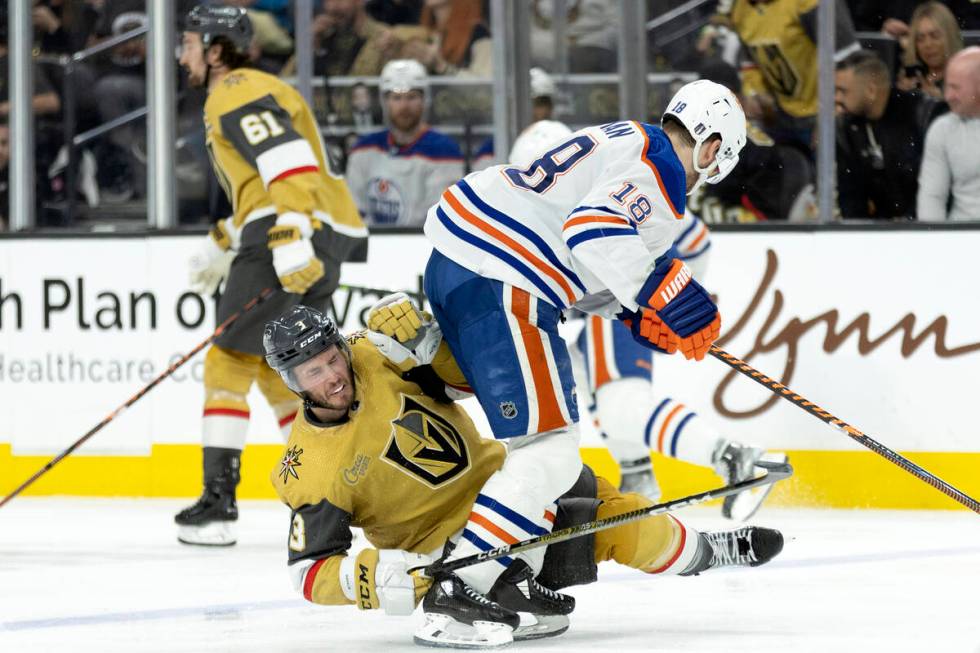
[720,0,860,155]
[350,81,382,131]
[344,59,463,226]
[835,49,938,219]
[91,8,147,202]
[0,15,64,224]
[0,118,8,230]
[691,59,817,223]
[402,0,491,77]
[225,0,294,72]
[896,2,963,100]
[529,0,618,73]
[309,0,408,77]
[367,0,423,25]
[31,0,106,55]
[917,47,980,221]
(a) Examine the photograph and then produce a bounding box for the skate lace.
[530,578,562,600]
[461,583,494,607]
[705,527,757,567]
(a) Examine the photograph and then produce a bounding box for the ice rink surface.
[1,499,978,653]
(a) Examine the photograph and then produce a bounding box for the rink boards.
[1,228,978,509]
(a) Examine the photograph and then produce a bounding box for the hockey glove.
[634,256,721,361]
[188,219,235,296]
[267,213,325,294]
[339,548,433,615]
[619,307,679,355]
[366,318,443,372]
[368,292,425,342]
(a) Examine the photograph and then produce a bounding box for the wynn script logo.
[713,250,980,418]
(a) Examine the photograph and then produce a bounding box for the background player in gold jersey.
[174,5,368,546]
[265,299,784,649]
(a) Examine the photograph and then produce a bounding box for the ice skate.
[713,442,789,521]
[617,455,662,502]
[487,560,574,640]
[175,448,240,546]
[174,480,238,546]
[680,526,784,576]
[703,526,784,569]
[414,572,519,649]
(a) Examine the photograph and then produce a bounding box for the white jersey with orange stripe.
[424,120,690,317]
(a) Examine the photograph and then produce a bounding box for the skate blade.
[514,613,569,641]
[177,522,237,546]
[723,453,789,521]
[413,614,513,649]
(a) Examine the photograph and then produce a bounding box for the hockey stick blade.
[709,345,980,514]
[411,460,792,578]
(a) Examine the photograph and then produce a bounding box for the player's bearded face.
[292,345,355,415]
[386,91,425,132]
[179,33,207,87]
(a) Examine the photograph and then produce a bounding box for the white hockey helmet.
[508,120,573,167]
[662,79,746,195]
[530,67,556,99]
[380,59,429,96]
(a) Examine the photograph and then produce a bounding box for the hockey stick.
[708,345,980,514]
[0,287,277,510]
[410,460,793,578]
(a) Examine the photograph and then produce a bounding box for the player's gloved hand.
[619,306,679,355]
[267,213,325,294]
[366,312,442,372]
[368,292,426,342]
[634,255,721,361]
[188,218,235,295]
[340,548,433,616]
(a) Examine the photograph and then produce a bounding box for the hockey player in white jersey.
[345,60,464,226]
[418,80,748,645]
[510,120,787,520]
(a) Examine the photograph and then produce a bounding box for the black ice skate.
[681,526,784,575]
[713,442,789,521]
[175,447,240,546]
[487,559,575,641]
[414,573,520,649]
[617,455,662,502]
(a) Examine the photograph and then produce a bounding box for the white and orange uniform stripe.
[503,287,575,434]
[425,121,691,319]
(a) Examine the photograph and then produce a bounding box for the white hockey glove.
[188,219,235,295]
[366,293,442,371]
[339,548,433,615]
[267,213,325,294]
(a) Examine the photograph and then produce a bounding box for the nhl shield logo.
[499,401,518,419]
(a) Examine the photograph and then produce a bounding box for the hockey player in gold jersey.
[174,5,368,546]
[265,299,784,649]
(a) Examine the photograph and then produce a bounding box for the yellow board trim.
[1,443,977,510]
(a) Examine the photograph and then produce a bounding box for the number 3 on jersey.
[503,135,597,194]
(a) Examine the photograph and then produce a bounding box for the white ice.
[1,499,978,653]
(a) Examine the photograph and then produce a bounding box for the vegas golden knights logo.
[750,42,799,97]
[383,395,470,487]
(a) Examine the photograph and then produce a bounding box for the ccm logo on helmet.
[299,331,322,348]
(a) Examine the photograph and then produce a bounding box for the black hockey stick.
[410,460,793,578]
[0,287,277,510]
[709,345,980,514]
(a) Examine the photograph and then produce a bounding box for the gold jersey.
[271,334,506,605]
[203,67,365,242]
[731,0,821,119]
